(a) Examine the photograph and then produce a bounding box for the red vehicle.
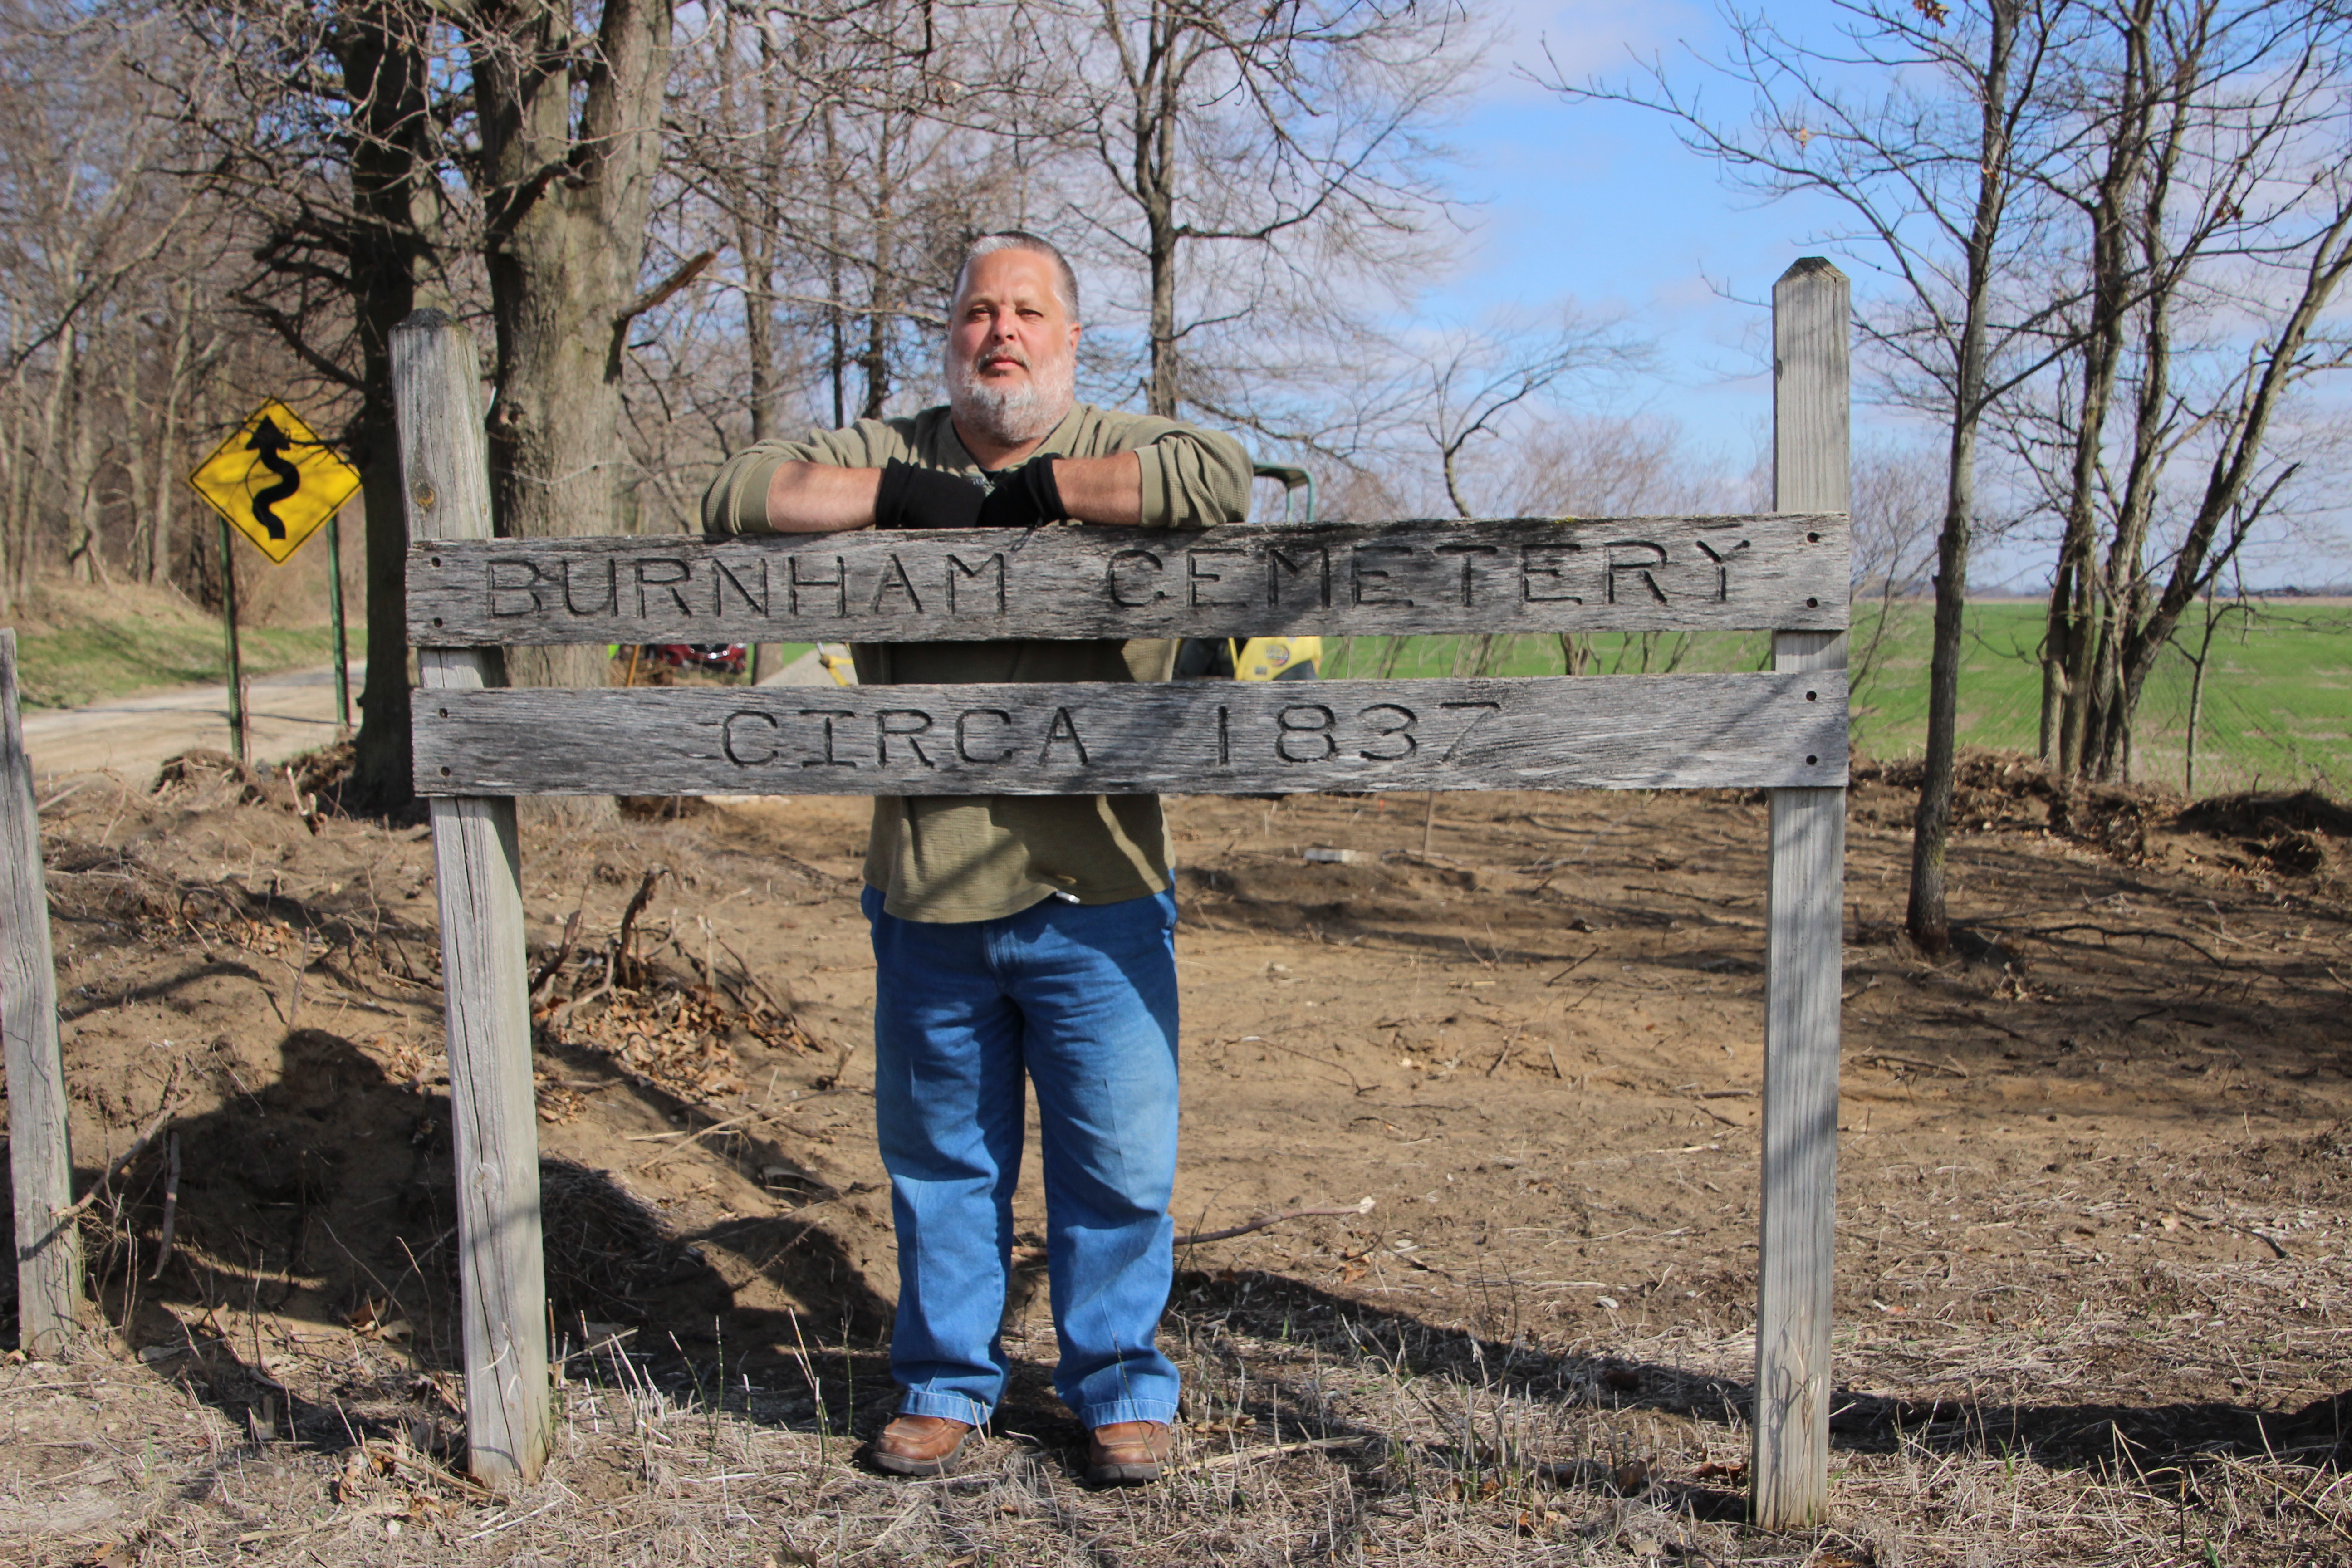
[642,642,746,675]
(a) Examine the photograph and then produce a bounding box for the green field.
[1320,598,2352,796]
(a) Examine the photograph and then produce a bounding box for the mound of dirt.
[2176,788,2351,876]
[1854,748,2177,862]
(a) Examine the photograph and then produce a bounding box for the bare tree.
[0,0,215,604]
[1045,0,1475,430]
[165,0,689,813]
[1553,0,2093,952]
[2013,0,2352,781]
[1389,313,1647,520]
[662,0,1030,474]
[467,0,681,760]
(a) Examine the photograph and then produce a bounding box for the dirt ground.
[3,751,2351,1566]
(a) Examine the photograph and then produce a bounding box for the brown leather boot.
[870,1414,975,1477]
[1085,1420,1173,1486]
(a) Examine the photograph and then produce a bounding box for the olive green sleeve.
[699,419,916,536]
[1117,419,1253,530]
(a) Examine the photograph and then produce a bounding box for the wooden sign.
[407,514,1849,647]
[386,259,1857,1525]
[412,671,1848,797]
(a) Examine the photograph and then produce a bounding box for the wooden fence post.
[1,630,80,1355]
[389,309,552,1485]
[1753,257,1851,1527]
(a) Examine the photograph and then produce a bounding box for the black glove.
[872,459,984,531]
[976,457,1066,529]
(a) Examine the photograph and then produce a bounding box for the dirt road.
[19,663,362,782]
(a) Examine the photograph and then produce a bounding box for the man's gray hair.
[952,232,1081,322]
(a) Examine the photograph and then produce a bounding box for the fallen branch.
[2014,922,2226,966]
[529,909,583,999]
[367,1437,495,1500]
[2175,1206,2292,1259]
[1167,1436,1371,1474]
[711,929,796,1021]
[1853,1052,1968,1079]
[1180,1198,1374,1247]
[623,1112,757,1146]
[284,766,320,835]
[54,1066,188,1220]
[609,866,669,990]
[1543,947,1599,986]
[147,1132,181,1280]
[1940,1007,2032,1044]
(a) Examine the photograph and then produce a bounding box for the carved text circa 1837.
[413,673,1849,798]
[407,516,1849,647]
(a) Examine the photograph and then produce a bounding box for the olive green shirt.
[701,402,1252,922]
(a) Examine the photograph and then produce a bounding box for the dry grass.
[9,1241,2352,1568]
[10,772,2352,1566]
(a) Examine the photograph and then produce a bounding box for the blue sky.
[1421,1,1856,481]
[1419,0,2352,591]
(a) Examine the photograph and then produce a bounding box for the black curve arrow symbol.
[244,416,301,539]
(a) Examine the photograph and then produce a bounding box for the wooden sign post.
[1,630,80,1355]
[1755,257,1850,1528]
[390,260,1851,1515]
[390,316,552,1485]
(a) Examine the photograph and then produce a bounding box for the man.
[701,232,1251,1485]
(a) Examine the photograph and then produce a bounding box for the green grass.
[11,614,352,710]
[1846,599,2352,796]
[1319,600,2352,796]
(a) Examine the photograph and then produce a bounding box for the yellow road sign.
[187,401,361,564]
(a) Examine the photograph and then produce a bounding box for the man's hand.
[977,453,1142,527]
[975,456,1066,529]
[764,450,1144,533]
[874,460,985,530]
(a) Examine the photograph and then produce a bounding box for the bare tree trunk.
[1134,3,1183,419]
[15,332,80,598]
[733,19,784,445]
[2182,585,2220,797]
[338,0,437,811]
[1907,420,1980,955]
[117,351,151,583]
[470,0,675,824]
[1906,0,2019,956]
[63,344,107,586]
[823,103,847,429]
[148,286,201,585]
[2046,0,2154,779]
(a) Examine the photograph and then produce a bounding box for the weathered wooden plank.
[390,308,553,1488]
[0,630,80,1355]
[1753,256,1852,1531]
[412,672,1849,797]
[407,513,1851,646]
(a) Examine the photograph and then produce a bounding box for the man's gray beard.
[945,347,1075,447]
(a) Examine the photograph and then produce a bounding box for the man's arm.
[1038,453,1141,525]
[764,461,882,532]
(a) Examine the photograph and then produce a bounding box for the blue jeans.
[863,884,1182,1431]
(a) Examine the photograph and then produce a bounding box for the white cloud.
[1470,0,1718,106]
